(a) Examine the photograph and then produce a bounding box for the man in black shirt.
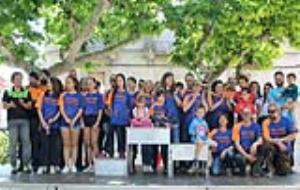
[2,72,32,174]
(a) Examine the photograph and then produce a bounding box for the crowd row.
[1,69,298,177]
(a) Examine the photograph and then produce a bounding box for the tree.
[0,0,168,73]
[1,0,300,78]
[165,0,300,80]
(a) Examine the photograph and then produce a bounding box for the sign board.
[126,128,170,145]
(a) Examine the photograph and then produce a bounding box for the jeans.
[211,150,234,175]
[39,130,62,167]
[8,119,31,167]
[142,145,153,166]
[232,152,247,175]
[171,123,180,143]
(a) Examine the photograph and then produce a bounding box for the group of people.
[1,69,298,177]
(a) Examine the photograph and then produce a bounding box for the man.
[262,103,297,176]
[232,108,262,176]
[2,72,32,174]
[28,71,45,172]
[183,72,195,97]
[268,71,286,108]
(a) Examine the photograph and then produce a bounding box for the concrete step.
[94,158,127,177]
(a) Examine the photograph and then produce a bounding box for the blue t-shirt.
[189,117,208,142]
[234,122,261,153]
[211,129,232,155]
[60,92,84,125]
[111,90,131,126]
[164,91,180,123]
[268,117,297,152]
[40,92,60,130]
[268,87,286,107]
[83,92,104,116]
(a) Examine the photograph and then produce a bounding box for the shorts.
[83,115,98,127]
[60,125,81,130]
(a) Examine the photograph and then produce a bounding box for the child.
[59,76,84,173]
[82,77,104,172]
[150,89,169,127]
[283,73,298,102]
[131,95,154,172]
[234,88,256,123]
[150,89,169,172]
[188,105,216,174]
[131,95,152,128]
[209,114,234,176]
[37,77,63,174]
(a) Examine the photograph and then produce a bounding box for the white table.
[126,127,171,175]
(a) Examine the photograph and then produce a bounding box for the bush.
[0,131,9,164]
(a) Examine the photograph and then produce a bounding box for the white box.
[95,158,127,176]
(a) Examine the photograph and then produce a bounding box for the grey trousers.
[8,119,32,167]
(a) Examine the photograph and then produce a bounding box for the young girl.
[131,95,152,128]
[82,77,104,172]
[131,95,153,172]
[209,114,234,176]
[188,105,216,174]
[107,73,131,158]
[59,76,84,173]
[37,77,63,174]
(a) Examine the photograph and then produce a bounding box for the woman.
[256,82,273,125]
[37,77,63,174]
[107,73,131,158]
[209,114,234,176]
[161,72,182,143]
[59,76,84,173]
[208,80,232,130]
[183,80,208,141]
[82,77,104,172]
[250,81,262,100]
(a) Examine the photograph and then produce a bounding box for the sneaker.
[71,165,77,173]
[23,165,32,174]
[11,167,18,175]
[37,167,45,175]
[142,165,150,173]
[55,166,61,174]
[187,162,199,174]
[50,166,55,174]
[62,166,69,174]
[83,166,92,173]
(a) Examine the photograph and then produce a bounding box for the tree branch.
[64,0,111,65]
[49,38,135,75]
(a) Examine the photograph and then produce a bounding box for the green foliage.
[0,132,9,165]
[1,0,300,76]
[165,0,300,77]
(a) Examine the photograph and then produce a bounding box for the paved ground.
[0,134,298,188]
[0,139,297,190]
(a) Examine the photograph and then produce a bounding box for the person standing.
[36,77,63,174]
[82,77,104,172]
[2,72,32,174]
[28,71,45,172]
[107,73,131,158]
[59,76,84,173]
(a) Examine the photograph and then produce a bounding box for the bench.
[168,143,209,178]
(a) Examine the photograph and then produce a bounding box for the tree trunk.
[64,0,111,65]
